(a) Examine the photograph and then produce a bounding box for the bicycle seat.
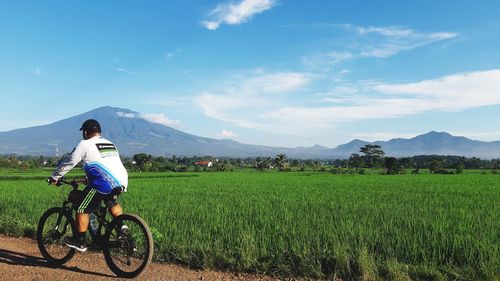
[103,186,124,201]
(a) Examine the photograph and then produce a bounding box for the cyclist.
[48,119,128,252]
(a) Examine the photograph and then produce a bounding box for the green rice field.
[0,170,499,280]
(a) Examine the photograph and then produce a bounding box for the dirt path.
[0,235,281,281]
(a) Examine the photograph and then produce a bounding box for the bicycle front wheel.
[36,207,77,265]
[103,214,154,278]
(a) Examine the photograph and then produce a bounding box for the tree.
[399,157,414,169]
[348,154,363,168]
[492,159,499,174]
[213,160,230,171]
[430,157,444,174]
[455,161,464,174]
[465,157,481,169]
[133,153,152,172]
[255,157,272,171]
[359,145,385,168]
[304,160,321,172]
[274,153,288,171]
[384,157,402,175]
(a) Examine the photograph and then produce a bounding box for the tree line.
[337,144,499,174]
[0,146,499,174]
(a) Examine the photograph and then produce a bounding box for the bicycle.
[36,178,154,278]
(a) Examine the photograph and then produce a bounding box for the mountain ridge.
[0,106,499,159]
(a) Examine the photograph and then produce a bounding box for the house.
[194,161,213,167]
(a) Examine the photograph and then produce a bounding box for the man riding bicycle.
[48,119,128,252]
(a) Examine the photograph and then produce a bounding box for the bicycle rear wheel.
[37,207,77,265]
[103,214,154,278]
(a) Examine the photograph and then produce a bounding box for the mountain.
[330,131,500,159]
[0,106,329,158]
[0,106,499,159]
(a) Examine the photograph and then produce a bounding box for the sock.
[77,231,86,244]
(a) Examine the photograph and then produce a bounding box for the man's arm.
[50,141,87,180]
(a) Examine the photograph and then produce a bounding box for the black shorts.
[69,186,119,214]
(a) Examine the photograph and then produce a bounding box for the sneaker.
[118,225,137,253]
[118,225,129,239]
[64,236,87,252]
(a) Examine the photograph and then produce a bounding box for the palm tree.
[274,153,288,170]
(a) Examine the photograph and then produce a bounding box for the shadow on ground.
[0,248,114,278]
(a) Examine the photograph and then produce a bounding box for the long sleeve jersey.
[51,136,128,194]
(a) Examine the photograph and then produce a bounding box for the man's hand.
[47,176,60,186]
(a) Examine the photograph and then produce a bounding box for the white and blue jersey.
[51,136,128,194]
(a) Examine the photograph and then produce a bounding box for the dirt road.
[0,235,280,281]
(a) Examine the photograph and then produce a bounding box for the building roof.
[194,161,212,165]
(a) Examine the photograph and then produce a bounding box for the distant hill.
[331,131,500,159]
[0,106,330,158]
[0,106,499,159]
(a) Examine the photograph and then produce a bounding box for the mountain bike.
[36,179,153,278]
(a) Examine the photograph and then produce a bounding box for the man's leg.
[109,203,130,240]
[65,188,97,252]
[76,213,89,232]
[68,213,89,251]
[109,203,122,218]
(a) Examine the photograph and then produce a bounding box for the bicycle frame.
[56,179,118,251]
[88,205,115,249]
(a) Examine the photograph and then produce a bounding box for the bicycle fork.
[52,208,71,240]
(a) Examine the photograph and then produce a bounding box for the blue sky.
[1,0,500,147]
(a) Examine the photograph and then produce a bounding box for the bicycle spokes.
[104,214,153,278]
[37,208,76,264]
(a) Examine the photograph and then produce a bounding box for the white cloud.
[373,69,500,111]
[303,51,354,68]
[115,68,135,74]
[215,129,238,139]
[197,69,500,135]
[196,93,266,129]
[358,26,457,59]
[357,26,414,37]
[264,69,500,127]
[195,70,311,130]
[203,0,276,30]
[117,112,181,129]
[141,113,182,129]
[242,72,310,93]
[330,86,359,95]
[302,25,457,69]
[116,112,137,118]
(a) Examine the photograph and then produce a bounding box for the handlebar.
[59,179,79,188]
[47,177,87,189]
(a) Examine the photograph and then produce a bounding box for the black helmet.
[79,119,102,133]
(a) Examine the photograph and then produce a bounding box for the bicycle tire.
[37,207,77,265]
[103,214,154,278]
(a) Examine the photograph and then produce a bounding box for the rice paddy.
[0,170,499,280]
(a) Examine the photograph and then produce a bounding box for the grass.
[0,170,499,280]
